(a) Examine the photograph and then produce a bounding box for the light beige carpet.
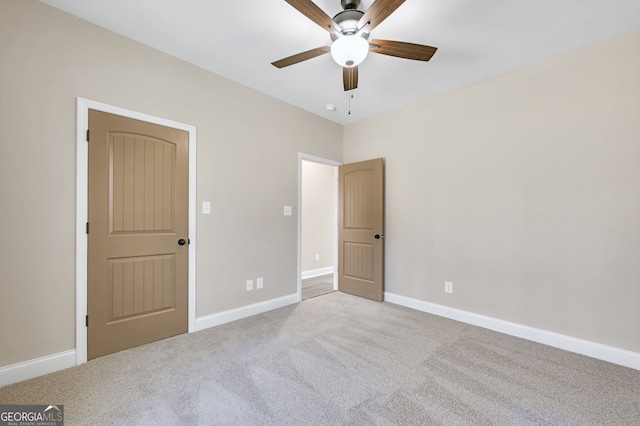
[1,292,639,425]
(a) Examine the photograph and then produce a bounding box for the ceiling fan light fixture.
[330,35,369,67]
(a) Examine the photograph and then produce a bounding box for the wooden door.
[338,158,384,301]
[87,110,189,359]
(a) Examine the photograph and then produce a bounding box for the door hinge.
[86,129,90,142]
[85,315,89,327]
[86,222,89,234]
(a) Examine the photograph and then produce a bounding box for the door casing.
[76,98,197,365]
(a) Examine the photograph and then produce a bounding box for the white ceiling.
[40,0,640,125]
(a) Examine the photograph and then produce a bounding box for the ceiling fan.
[271,0,438,91]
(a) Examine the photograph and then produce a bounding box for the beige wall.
[0,0,342,367]
[343,30,640,352]
[301,161,336,273]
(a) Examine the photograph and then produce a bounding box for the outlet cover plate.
[445,281,453,294]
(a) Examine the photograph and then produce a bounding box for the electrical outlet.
[246,279,253,291]
[445,281,453,294]
[315,254,320,262]
[256,277,263,289]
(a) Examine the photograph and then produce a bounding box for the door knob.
[374,234,384,240]
[178,239,187,246]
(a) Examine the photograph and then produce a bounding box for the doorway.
[75,98,197,364]
[298,154,341,301]
[298,155,385,302]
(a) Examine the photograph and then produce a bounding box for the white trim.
[5,294,636,387]
[301,266,334,280]
[299,153,343,167]
[297,153,343,300]
[76,98,197,366]
[195,293,299,331]
[0,350,76,388]
[385,292,640,371]
[332,166,339,291]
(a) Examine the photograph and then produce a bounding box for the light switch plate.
[283,205,292,216]
[202,201,211,215]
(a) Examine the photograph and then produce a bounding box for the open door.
[338,158,384,301]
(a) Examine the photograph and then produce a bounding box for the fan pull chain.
[348,90,355,115]
[347,68,355,115]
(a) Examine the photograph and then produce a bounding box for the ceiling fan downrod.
[340,0,360,10]
[341,0,360,10]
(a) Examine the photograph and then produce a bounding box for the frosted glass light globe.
[330,35,369,67]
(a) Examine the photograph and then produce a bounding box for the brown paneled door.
[338,158,385,301]
[87,110,189,360]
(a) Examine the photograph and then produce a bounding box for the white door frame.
[297,153,342,301]
[75,98,197,365]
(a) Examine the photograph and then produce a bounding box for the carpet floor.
[1,292,639,425]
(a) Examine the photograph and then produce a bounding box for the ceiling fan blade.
[284,0,342,33]
[343,66,359,91]
[369,39,437,61]
[271,46,330,68]
[357,0,405,32]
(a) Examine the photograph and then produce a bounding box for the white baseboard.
[301,266,334,280]
[7,292,634,388]
[0,350,76,388]
[195,293,299,331]
[384,292,640,371]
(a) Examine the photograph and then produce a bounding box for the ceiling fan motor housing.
[330,9,368,41]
